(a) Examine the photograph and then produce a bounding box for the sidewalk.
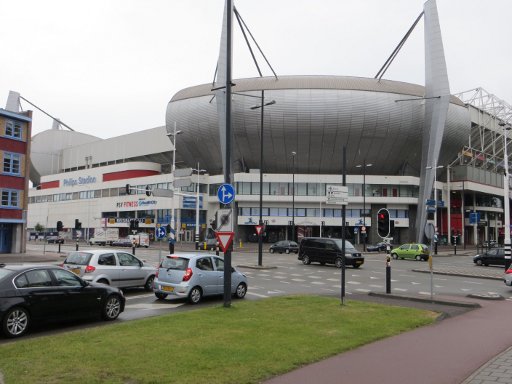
[263,294,512,384]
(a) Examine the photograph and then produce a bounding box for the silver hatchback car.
[61,250,157,291]
[153,253,248,304]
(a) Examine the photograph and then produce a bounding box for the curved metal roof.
[166,75,470,176]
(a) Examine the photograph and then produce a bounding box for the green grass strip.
[0,295,437,384]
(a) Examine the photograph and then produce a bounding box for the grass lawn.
[0,295,438,384]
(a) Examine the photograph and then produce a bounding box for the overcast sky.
[1,0,510,138]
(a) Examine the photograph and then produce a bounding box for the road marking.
[247,292,269,298]
[291,278,306,282]
[411,282,421,285]
[311,281,325,285]
[369,284,383,288]
[125,303,184,310]
[354,288,371,293]
[125,293,155,300]
[347,281,361,285]
[393,288,407,292]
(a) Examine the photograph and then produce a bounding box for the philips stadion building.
[26,75,511,248]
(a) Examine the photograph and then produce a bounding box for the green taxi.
[390,243,430,261]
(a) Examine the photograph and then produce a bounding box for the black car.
[473,248,505,266]
[46,236,64,244]
[269,240,299,254]
[0,264,125,338]
[366,242,388,252]
[298,237,364,268]
[111,238,133,247]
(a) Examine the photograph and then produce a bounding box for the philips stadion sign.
[62,175,97,187]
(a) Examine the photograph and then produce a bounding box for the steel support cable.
[19,95,75,131]
[375,11,424,81]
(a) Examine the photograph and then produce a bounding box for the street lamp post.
[193,163,206,250]
[499,121,511,270]
[426,163,444,254]
[250,91,276,266]
[356,161,372,250]
[291,151,296,241]
[167,122,182,251]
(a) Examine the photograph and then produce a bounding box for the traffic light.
[166,224,171,233]
[377,208,390,238]
[145,185,152,197]
[56,221,63,231]
[74,219,82,230]
[125,184,131,195]
[389,220,395,236]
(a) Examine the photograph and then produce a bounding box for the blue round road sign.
[217,183,235,204]
[156,226,166,239]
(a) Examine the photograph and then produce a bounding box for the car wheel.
[302,255,311,265]
[188,286,202,304]
[285,249,290,254]
[475,259,483,266]
[234,283,247,299]
[335,258,343,268]
[353,264,361,269]
[2,307,30,338]
[415,255,422,261]
[98,278,109,285]
[102,294,122,321]
[391,253,398,260]
[144,275,155,292]
[155,292,168,300]
[270,248,274,254]
[320,262,326,265]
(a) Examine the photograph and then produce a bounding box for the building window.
[1,190,19,208]
[3,153,21,175]
[5,120,22,139]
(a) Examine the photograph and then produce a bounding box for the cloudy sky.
[1,0,510,138]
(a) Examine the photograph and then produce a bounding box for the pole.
[195,162,200,250]
[500,122,511,270]
[223,0,233,308]
[363,160,366,251]
[319,200,322,237]
[171,122,178,251]
[292,151,296,242]
[386,255,391,293]
[258,90,264,266]
[341,146,346,305]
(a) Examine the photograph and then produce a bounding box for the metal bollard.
[58,243,61,253]
[454,243,457,255]
[76,239,79,251]
[386,255,391,294]
[216,242,220,256]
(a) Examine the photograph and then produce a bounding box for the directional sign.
[255,225,264,235]
[155,226,166,239]
[326,185,348,205]
[425,199,436,206]
[215,231,234,252]
[217,184,235,205]
[437,200,445,208]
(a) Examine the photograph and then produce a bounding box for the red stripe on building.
[0,137,27,153]
[103,170,159,182]
[40,180,60,189]
[0,175,25,190]
[0,209,22,220]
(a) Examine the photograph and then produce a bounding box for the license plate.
[355,260,363,264]
[162,286,174,292]
[71,268,81,275]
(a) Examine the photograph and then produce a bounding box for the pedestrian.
[168,237,175,254]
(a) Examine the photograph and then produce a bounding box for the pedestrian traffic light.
[166,224,171,233]
[74,219,82,230]
[125,184,131,195]
[145,185,152,197]
[377,208,390,238]
[56,221,63,231]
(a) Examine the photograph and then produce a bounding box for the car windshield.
[333,239,355,250]
[161,256,189,270]
[65,252,93,265]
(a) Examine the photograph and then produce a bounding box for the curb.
[368,291,482,308]
[412,269,502,281]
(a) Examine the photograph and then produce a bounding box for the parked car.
[269,240,299,254]
[504,266,512,286]
[153,253,248,304]
[204,237,218,251]
[482,240,498,248]
[111,238,133,247]
[366,242,388,252]
[391,243,430,261]
[473,248,505,266]
[0,264,125,338]
[46,236,64,244]
[298,237,364,268]
[61,250,156,290]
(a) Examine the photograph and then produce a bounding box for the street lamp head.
[291,151,297,156]
[356,163,373,168]
[250,100,276,110]
[166,130,183,137]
